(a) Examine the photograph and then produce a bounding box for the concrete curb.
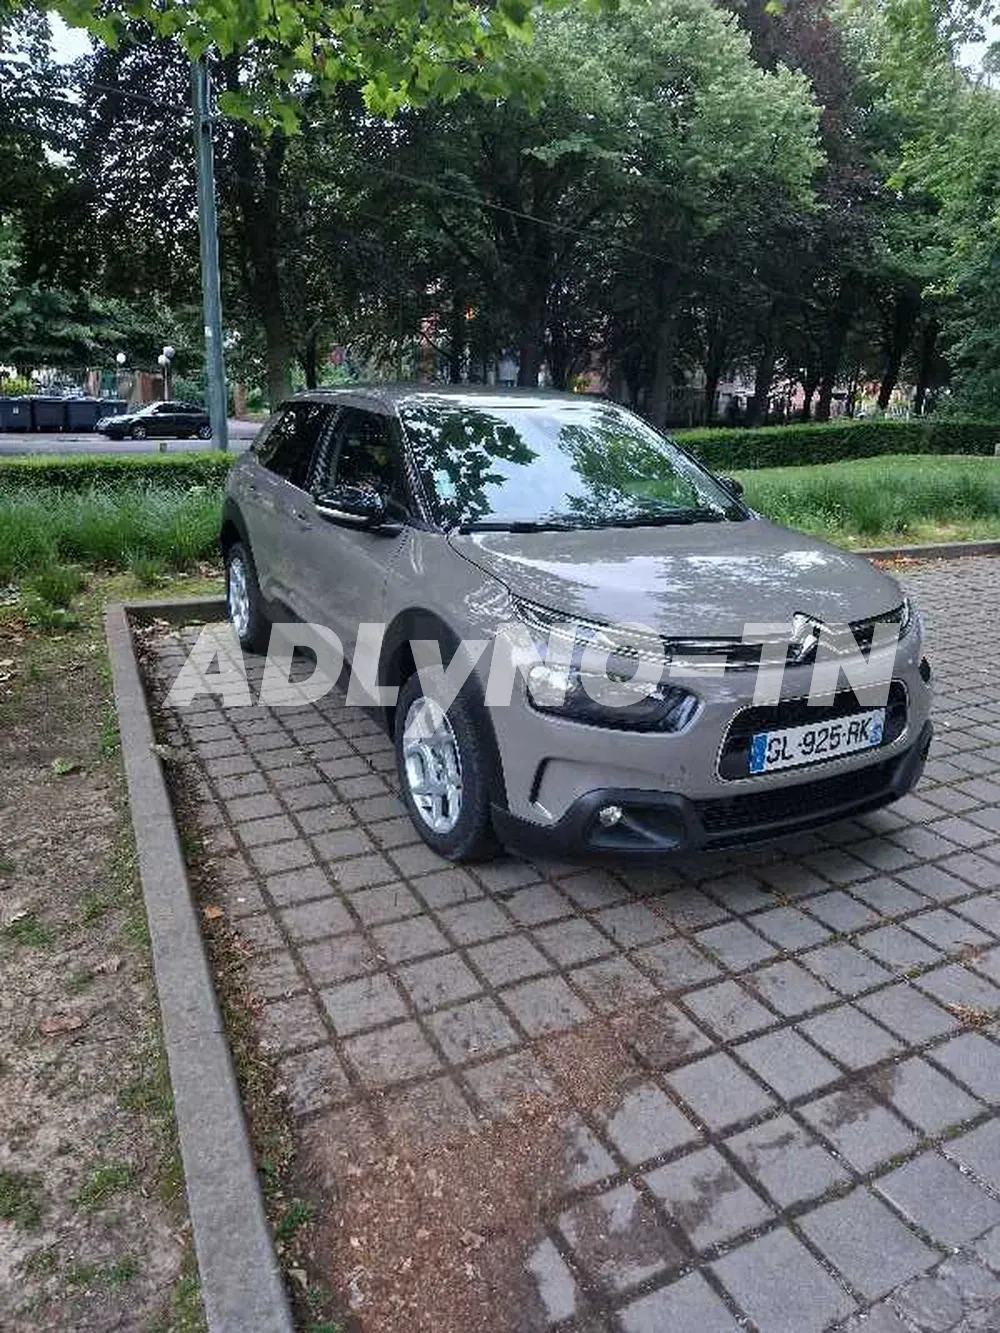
[858,538,1000,561]
[104,602,294,1333]
[127,595,227,625]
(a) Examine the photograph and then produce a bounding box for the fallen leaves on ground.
[945,1002,995,1029]
[39,1012,86,1036]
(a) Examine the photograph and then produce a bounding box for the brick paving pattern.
[148,556,1000,1332]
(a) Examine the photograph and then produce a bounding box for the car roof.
[289,384,597,412]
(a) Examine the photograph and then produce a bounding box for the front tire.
[226,541,271,654]
[395,672,499,862]
[131,423,147,440]
[197,424,212,441]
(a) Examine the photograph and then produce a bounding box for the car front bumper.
[492,719,932,857]
[485,614,933,844]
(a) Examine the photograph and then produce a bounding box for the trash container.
[0,397,30,432]
[29,397,68,431]
[65,398,102,432]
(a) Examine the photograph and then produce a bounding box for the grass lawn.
[0,454,997,588]
[735,453,1000,548]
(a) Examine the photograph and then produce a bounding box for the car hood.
[447,519,902,636]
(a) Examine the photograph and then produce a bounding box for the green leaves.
[47,0,545,125]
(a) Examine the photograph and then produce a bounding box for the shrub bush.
[0,451,235,492]
[676,418,1000,470]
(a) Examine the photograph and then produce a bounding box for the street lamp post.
[191,60,229,452]
[157,345,175,401]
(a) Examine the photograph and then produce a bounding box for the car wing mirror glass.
[313,484,388,528]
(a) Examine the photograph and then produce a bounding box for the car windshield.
[398,398,746,531]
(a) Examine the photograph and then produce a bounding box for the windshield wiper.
[455,518,581,534]
[593,506,728,529]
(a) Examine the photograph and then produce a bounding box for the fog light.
[598,804,623,828]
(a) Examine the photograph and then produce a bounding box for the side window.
[317,408,408,509]
[256,402,330,489]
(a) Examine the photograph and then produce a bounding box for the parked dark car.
[96,400,211,440]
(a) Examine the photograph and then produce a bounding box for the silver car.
[221,387,933,861]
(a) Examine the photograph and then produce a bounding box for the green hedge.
[675,418,1000,470]
[0,450,236,491]
[1,418,997,491]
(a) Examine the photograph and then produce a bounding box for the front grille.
[718,681,908,780]
[696,755,899,843]
[671,604,908,673]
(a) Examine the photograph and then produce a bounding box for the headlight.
[899,595,915,637]
[514,599,699,733]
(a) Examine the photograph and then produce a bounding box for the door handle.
[291,508,312,529]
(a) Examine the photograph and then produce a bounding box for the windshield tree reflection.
[398,398,744,530]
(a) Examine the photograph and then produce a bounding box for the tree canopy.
[3,0,1000,421]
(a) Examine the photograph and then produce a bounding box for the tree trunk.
[648,318,677,429]
[264,306,293,407]
[703,368,721,424]
[747,341,776,426]
[222,59,293,408]
[815,290,854,422]
[448,296,464,384]
[548,325,571,391]
[800,370,820,421]
[914,318,940,416]
[815,372,836,422]
[701,316,728,424]
[301,331,318,390]
[517,338,542,388]
[516,235,549,387]
[877,289,920,411]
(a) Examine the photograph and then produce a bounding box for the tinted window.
[318,408,408,509]
[257,402,330,489]
[398,397,746,530]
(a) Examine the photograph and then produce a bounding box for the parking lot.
[148,555,1000,1333]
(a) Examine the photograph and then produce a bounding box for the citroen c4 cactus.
[221,387,933,861]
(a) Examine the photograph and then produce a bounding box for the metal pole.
[191,59,229,452]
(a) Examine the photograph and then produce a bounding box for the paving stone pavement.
[146,556,1000,1333]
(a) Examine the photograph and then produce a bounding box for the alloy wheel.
[227,553,250,641]
[402,697,463,834]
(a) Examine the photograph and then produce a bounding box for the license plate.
[748,708,886,775]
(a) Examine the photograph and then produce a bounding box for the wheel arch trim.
[379,607,509,811]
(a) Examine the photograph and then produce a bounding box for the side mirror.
[720,475,744,498]
[313,484,387,528]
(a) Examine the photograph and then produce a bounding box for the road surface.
[0,419,259,455]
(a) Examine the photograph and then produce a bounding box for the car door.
[152,403,177,437]
[176,402,201,435]
[297,405,411,659]
[238,400,333,615]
